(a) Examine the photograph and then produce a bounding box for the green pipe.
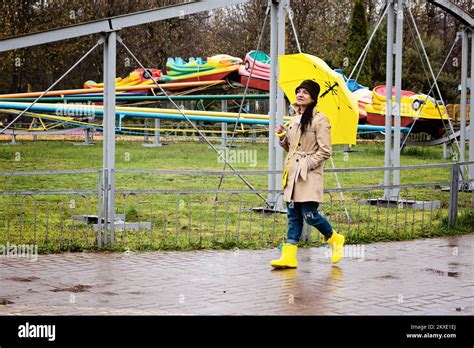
[0,94,270,103]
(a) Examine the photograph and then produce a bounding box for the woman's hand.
[275,124,286,137]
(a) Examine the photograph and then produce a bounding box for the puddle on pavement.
[438,238,459,248]
[298,269,311,274]
[448,262,468,269]
[375,274,399,279]
[270,268,298,281]
[50,284,92,293]
[330,266,343,281]
[422,268,459,277]
[363,257,395,262]
[101,291,119,296]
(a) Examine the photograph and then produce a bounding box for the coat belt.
[293,150,316,181]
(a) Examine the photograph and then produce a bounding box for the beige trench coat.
[279,105,332,203]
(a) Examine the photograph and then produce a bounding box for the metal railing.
[0,162,472,250]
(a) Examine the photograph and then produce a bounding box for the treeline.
[0,0,471,102]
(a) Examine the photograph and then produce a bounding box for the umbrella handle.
[274,121,290,137]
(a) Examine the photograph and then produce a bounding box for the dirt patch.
[0,299,14,305]
[6,276,40,282]
[50,284,92,293]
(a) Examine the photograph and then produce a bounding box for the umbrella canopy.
[278,53,359,145]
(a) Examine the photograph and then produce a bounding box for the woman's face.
[295,88,314,108]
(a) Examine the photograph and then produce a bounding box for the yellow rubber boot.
[270,243,298,268]
[326,230,345,264]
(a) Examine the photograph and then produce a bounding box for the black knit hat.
[295,80,320,104]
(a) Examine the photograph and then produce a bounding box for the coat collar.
[290,103,318,117]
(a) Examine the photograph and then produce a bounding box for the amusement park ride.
[0,0,472,238]
[0,50,456,143]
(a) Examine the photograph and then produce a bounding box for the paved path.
[0,235,473,315]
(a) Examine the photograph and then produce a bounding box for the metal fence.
[0,162,472,251]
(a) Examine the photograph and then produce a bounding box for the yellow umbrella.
[278,53,359,145]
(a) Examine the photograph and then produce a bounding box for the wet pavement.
[0,234,473,315]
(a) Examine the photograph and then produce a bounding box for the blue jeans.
[286,201,333,244]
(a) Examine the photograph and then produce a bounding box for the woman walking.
[270,80,345,268]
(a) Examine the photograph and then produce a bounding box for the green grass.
[0,140,457,192]
[0,138,472,253]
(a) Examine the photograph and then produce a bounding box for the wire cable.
[117,36,269,205]
[0,38,104,134]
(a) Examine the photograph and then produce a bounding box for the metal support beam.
[144,119,149,142]
[275,0,287,210]
[0,0,251,52]
[427,0,474,28]
[153,118,162,146]
[221,100,228,148]
[85,128,92,144]
[460,29,468,165]
[384,0,394,199]
[470,29,474,189]
[391,0,404,200]
[142,118,163,147]
[268,0,278,207]
[102,31,117,245]
[448,163,459,226]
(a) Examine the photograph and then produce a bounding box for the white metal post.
[275,0,286,210]
[153,118,161,146]
[460,29,468,166]
[221,100,228,148]
[144,119,149,142]
[469,29,474,190]
[102,31,117,245]
[143,117,163,147]
[268,0,278,207]
[392,0,404,200]
[384,0,394,199]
